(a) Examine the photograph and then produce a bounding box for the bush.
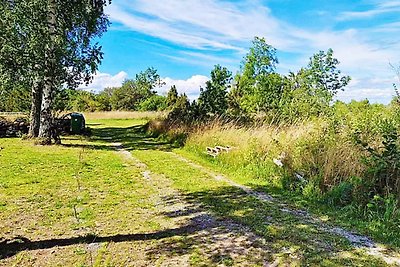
[324,181,354,206]
[139,95,167,111]
[354,117,400,198]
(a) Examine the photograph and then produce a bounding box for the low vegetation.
[148,100,400,248]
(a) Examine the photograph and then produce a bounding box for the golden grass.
[179,118,366,189]
[82,111,167,120]
[0,112,29,121]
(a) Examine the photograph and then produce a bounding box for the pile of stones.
[0,117,29,137]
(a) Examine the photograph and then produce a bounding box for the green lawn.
[0,118,395,266]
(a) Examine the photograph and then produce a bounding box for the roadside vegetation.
[144,38,400,248]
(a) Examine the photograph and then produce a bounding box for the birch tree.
[0,0,111,143]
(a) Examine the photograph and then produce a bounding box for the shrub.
[324,181,354,206]
[139,95,167,111]
[354,117,400,198]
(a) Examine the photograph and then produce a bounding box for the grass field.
[82,111,166,120]
[0,118,397,266]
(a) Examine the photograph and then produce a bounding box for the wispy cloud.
[338,1,400,20]
[106,0,398,69]
[106,0,301,52]
[102,0,400,103]
[158,51,238,69]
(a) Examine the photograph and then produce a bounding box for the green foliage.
[364,195,399,223]
[47,68,170,113]
[0,85,30,112]
[355,117,400,198]
[229,37,282,114]
[168,94,192,122]
[95,89,113,111]
[139,95,167,111]
[0,0,110,89]
[278,49,350,121]
[54,89,99,112]
[166,85,178,108]
[306,48,351,99]
[302,180,323,202]
[0,0,111,139]
[279,70,332,120]
[134,67,164,90]
[168,102,400,246]
[53,88,76,111]
[198,65,232,117]
[110,68,162,111]
[226,40,349,120]
[241,36,278,78]
[72,91,99,112]
[325,181,354,206]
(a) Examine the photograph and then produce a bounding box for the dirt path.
[112,141,400,266]
[112,142,274,266]
[169,152,400,266]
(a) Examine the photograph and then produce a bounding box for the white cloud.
[158,75,209,99]
[106,0,294,51]
[106,3,243,51]
[104,0,400,103]
[78,71,128,93]
[336,87,395,104]
[336,75,398,104]
[158,51,237,69]
[106,0,399,69]
[339,1,400,20]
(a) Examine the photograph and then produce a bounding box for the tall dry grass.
[0,112,29,120]
[159,118,367,191]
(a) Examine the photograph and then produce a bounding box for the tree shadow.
[91,125,174,151]
[61,143,117,152]
[0,214,207,260]
[14,121,386,265]
[1,184,386,265]
[59,124,173,152]
[151,185,388,266]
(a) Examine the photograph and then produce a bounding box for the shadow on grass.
[151,186,387,266]
[1,185,386,265]
[0,215,205,260]
[94,125,173,151]
[61,143,117,151]
[8,122,385,265]
[60,124,174,152]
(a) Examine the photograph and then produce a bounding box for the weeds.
[148,101,400,246]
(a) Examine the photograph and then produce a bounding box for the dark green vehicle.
[70,112,85,134]
[58,112,86,134]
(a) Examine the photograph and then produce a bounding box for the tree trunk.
[28,79,42,137]
[38,78,54,143]
[38,0,57,144]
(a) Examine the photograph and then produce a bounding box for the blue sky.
[80,0,400,103]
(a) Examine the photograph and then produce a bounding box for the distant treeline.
[1,37,398,123]
[0,67,170,113]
